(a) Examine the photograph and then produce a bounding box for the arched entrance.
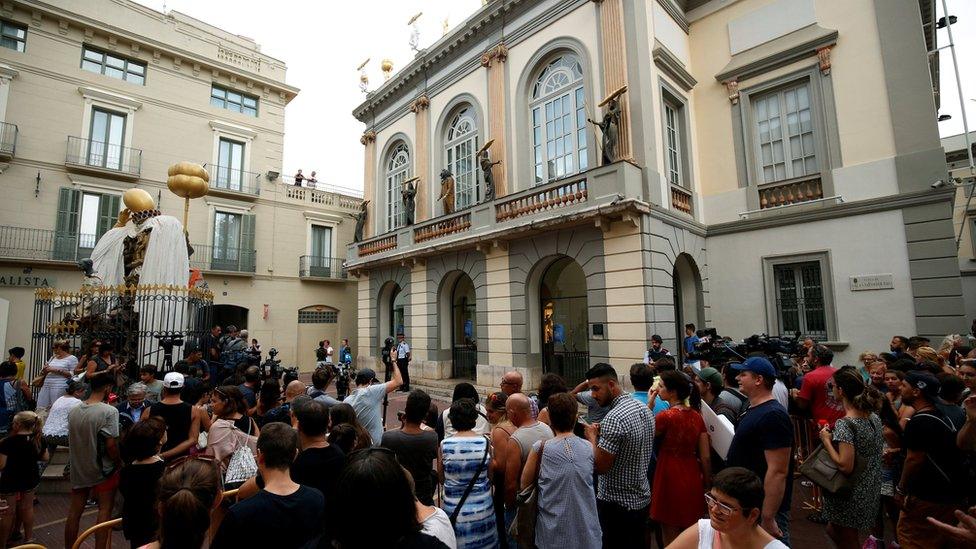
[451,273,477,379]
[672,253,704,361]
[540,257,589,385]
[203,304,248,332]
[297,305,339,372]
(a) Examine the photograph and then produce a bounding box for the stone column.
[594,0,632,161]
[411,95,431,221]
[482,43,509,197]
[360,130,377,239]
[356,274,375,366]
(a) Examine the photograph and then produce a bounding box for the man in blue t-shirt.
[726,356,794,546]
[683,323,700,366]
[630,362,669,416]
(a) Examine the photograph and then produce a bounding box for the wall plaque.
[850,274,893,291]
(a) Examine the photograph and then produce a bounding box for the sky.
[132,0,976,191]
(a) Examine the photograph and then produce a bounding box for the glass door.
[88,108,126,170]
[309,225,333,277]
[217,138,245,191]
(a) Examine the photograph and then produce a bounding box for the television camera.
[687,328,803,372]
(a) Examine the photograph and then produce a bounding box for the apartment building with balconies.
[347,0,963,390]
[0,0,360,370]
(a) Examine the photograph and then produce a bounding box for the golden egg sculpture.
[166,162,209,199]
[381,59,393,80]
[122,188,156,212]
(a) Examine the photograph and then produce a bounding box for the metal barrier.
[791,415,822,512]
[69,488,240,549]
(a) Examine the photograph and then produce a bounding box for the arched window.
[385,143,410,231]
[445,108,479,210]
[531,54,587,185]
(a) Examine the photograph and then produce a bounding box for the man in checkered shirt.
[583,362,655,549]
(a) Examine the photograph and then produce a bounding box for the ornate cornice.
[409,95,430,113]
[360,130,376,146]
[480,43,509,68]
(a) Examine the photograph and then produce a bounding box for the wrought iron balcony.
[0,226,96,263]
[0,122,17,160]
[189,244,256,274]
[203,164,261,197]
[65,136,141,179]
[299,255,348,280]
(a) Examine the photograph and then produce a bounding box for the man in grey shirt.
[65,373,121,549]
[504,392,553,544]
[343,362,402,446]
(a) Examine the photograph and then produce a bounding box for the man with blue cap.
[724,356,794,546]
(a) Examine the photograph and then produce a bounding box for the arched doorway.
[672,253,704,361]
[451,273,477,379]
[297,305,339,372]
[203,304,248,332]
[540,257,589,385]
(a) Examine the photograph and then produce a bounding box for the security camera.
[932,179,948,189]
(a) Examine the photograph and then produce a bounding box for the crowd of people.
[0,322,975,548]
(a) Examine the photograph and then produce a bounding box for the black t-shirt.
[726,399,794,512]
[120,460,166,545]
[212,485,325,549]
[903,407,965,504]
[381,429,438,504]
[303,531,449,549]
[150,401,192,454]
[291,445,345,537]
[0,434,41,492]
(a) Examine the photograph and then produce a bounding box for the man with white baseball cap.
[142,371,205,460]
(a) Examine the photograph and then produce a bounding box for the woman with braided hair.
[648,369,711,545]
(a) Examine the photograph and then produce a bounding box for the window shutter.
[96,194,121,240]
[240,213,256,272]
[53,187,81,260]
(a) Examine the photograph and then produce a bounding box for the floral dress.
[822,415,883,530]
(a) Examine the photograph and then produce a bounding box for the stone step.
[407,377,498,402]
[49,446,69,466]
[38,463,72,495]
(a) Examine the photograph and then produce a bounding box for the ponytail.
[660,370,701,411]
[852,385,883,414]
[157,460,221,549]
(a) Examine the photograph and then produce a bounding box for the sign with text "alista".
[0,273,57,288]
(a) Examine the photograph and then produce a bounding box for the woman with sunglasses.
[817,366,884,549]
[669,467,787,548]
[206,386,259,473]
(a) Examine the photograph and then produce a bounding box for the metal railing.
[775,297,827,340]
[299,255,347,279]
[65,136,141,177]
[452,345,477,379]
[204,164,261,196]
[0,226,98,262]
[0,121,17,157]
[281,175,364,198]
[189,243,256,273]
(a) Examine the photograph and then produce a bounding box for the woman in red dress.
[649,369,712,545]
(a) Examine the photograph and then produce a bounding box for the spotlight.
[936,15,957,29]
[939,114,952,122]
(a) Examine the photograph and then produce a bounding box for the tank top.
[151,401,192,454]
[511,421,554,463]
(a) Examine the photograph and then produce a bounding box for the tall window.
[217,138,245,191]
[0,20,26,52]
[385,143,410,231]
[54,188,119,261]
[81,46,146,85]
[664,102,682,187]
[88,108,126,170]
[773,262,827,339]
[213,211,242,263]
[531,54,587,185]
[311,225,333,259]
[753,82,817,184]
[446,108,478,210]
[211,85,258,117]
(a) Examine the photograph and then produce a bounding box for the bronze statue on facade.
[351,200,370,242]
[438,169,455,215]
[588,86,627,166]
[477,140,501,201]
[402,177,418,226]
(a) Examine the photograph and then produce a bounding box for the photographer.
[345,362,403,447]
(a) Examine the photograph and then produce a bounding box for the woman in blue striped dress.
[439,398,497,548]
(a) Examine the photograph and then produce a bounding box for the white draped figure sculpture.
[89,188,191,365]
[90,188,189,288]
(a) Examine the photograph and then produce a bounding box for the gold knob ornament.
[166,162,210,234]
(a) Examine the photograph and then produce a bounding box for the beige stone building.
[347,0,963,391]
[0,0,359,371]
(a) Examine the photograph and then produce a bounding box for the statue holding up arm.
[401,177,418,226]
[477,141,501,201]
[349,200,370,242]
[587,86,627,166]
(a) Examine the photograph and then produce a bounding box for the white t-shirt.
[396,342,410,360]
[696,519,788,549]
[43,395,82,437]
[325,346,334,364]
[45,355,79,387]
[344,383,388,446]
[421,507,457,549]
[772,379,789,410]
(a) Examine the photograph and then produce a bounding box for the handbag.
[798,418,866,498]
[509,439,546,545]
[449,435,491,526]
[223,419,257,489]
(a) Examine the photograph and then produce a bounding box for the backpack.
[0,379,29,435]
[223,420,258,489]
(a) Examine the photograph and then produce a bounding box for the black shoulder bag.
[449,436,490,526]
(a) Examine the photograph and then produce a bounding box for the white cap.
[163,372,184,389]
